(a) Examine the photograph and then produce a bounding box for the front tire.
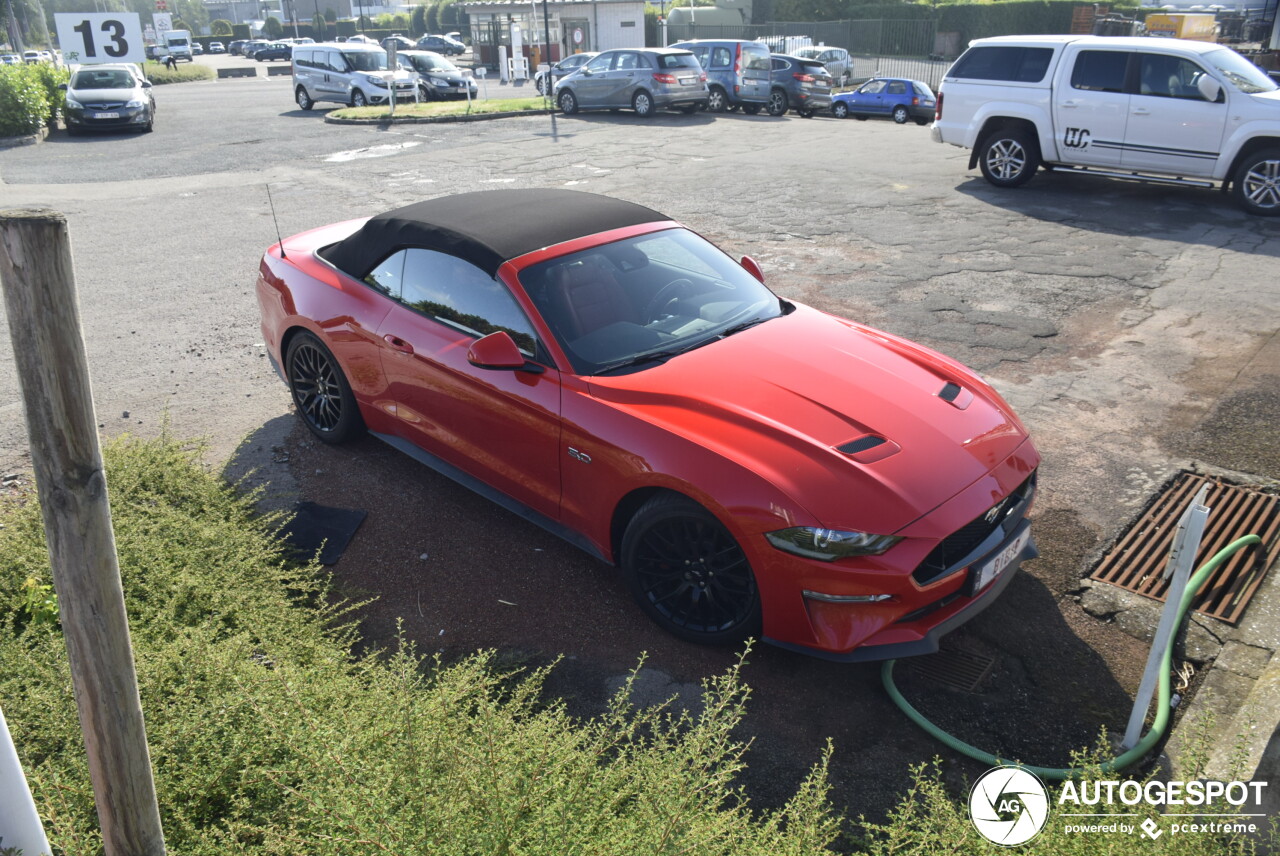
[978,127,1041,188]
[892,105,909,124]
[767,89,787,117]
[622,494,761,646]
[351,89,368,108]
[557,89,578,115]
[632,89,654,118]
[832,101,849,119]
[1232,147,1280,216]
[286,332,365,444]
[296,86,313,110]
[707,85,728,113]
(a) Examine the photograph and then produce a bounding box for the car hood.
[68,86,144,101]
[586,303,1032,534]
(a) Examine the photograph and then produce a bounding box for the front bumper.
[65,104,150,129]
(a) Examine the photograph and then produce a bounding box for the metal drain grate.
[1090,472,1280,624]
[907,648,996,692]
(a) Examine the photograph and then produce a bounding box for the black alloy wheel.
[286,332,364,443]
[622,494,761,645]
[767,89,787,117]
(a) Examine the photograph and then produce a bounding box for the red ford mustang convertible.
[257,189,1040,660]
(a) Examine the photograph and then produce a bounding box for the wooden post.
[0,209,166,856]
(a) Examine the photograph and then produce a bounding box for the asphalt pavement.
[1,74,1277,825]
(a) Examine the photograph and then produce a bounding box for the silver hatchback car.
[555,47,708,117]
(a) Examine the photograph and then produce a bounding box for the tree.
[437,0,463,33]
[410,3,427,36]
[425,0,439,33]
[263,14,283,37]
[211,18,234,35]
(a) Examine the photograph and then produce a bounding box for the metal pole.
[0,209,167,856]
[1121,483,1211,750]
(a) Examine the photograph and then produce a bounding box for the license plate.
[678,77,694,85]
[970,527,1030,593]
[93,111,120,119]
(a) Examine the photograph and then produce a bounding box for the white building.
[460,0,647,68]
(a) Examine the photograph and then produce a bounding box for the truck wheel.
[978,128,1040,188]
[1231,148,1280,216]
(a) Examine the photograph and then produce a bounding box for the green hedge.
[0,62,67,138]
[0,436,840,855]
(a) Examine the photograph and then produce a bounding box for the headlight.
[365,75,388,88]
[429,77,448,87]
[766,527,902,561]
[65,97,82,109]
[126,99,147,108]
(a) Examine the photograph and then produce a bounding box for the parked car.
[2,54,22,65]
[768,54,833,117]
[293,41,418,108]
[191,41,203,55]
[671,39,771,113]
[228,40,248,55]
[554,47,708,117]
[399,50,476,99]
[241,40,270,58]
[22,50,39,63]
[792,45,850,86]
[60,64,155,134]
[832,77,935,125]
[416,34,466,55]
[534,51,597,95]
[346,34,377,44]
[254,42,293,62]
[208,41,226,54]
[381,35,415,53]
[256,188,1040,658]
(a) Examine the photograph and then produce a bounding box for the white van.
[292,42,417,109]
[162,30,193,62]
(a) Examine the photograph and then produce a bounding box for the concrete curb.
[324,108,553,125]
[0,126,49,149]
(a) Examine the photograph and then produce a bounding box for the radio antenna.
[266,184,287,259]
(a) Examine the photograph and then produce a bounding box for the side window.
[364,250,404,295]
[771,57,787,71]
[886,81,907,95]
[616,52,638,71]
[326,49,345,72]
[295,48,311,68]
[1071,50,1129,93]
[860,80,886,94]
[690,46,709,67]
[949,46,1054,83]
[1138,54,1210,100]
[399,249,538,355]
[585,53,612,72]
[711,46,732,68]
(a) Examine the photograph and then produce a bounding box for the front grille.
[912,471,1036,585]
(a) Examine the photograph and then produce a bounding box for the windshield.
[406,54,456,72]
[71,69,135,89]
[344,49,389,72]
[1203,47,1277,94]
[518,228,784,375]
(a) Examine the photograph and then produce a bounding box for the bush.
[29,62,70,128]
[142,61,216,84]
[0,63,52,137]
[0,436,841,855]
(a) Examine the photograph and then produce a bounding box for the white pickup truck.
[932,35,1280,215]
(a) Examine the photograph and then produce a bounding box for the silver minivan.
[554,48,708,117]
[293,42,417,109]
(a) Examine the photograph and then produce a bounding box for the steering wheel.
[643,279,694,324]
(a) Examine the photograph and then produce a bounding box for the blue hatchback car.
[831,77,936,125]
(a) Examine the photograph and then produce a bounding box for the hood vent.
[837,434,901,464]
[937,381,974,410]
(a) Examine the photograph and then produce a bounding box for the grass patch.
[329,95,550,121]
[142,61,216,85]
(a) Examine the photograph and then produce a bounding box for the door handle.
[382,334,414,354]
[1059,100,1078,108]
[1132,108,1150,115]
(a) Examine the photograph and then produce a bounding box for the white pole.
[0,705,52,856]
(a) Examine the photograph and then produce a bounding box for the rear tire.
[286,332,365,444]
[977,127,1041,188]
[621,494,761,646]
[632,89,654,118]
[892,105,909,124]
[742,103,761,115]
[295,86,313,110]
[914,117,929,126]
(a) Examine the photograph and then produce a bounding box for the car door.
[852,79,888,115]
[371,248,563,518]
[1121,50,1226,176]
[1052,48,1131,168]
[610,51,645,106]
[573,51,615,107]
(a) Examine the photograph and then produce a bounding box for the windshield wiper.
[719,315,771,338]
[597,349,685,374]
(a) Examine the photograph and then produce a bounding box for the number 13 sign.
[55,13,145,65]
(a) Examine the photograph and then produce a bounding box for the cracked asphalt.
[1,76,1277,825]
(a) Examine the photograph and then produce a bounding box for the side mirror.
[142,80,153,88]
[58,82,67,90]
[740,255,765,284]
[467,331,540,372]
[1196,74,1222,103]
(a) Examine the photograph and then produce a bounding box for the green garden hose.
[882,534,1264,781]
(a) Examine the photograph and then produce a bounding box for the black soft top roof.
[319,189,668,280]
